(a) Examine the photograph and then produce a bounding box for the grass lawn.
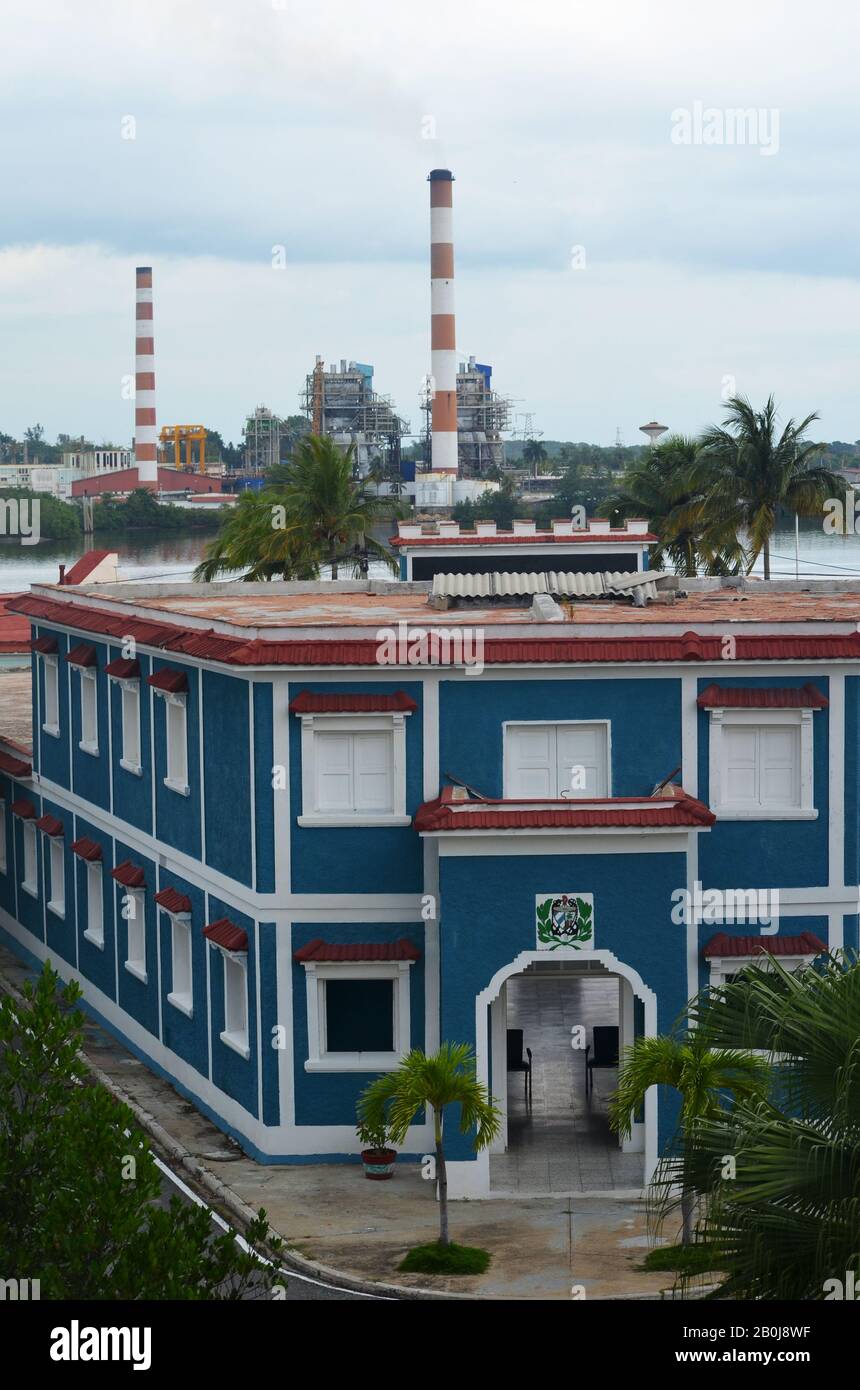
[639,1243,727,1275]
[398,1241,491,1275]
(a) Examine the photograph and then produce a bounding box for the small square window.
[221,953,248,1057]
[21,822,37,895]
[79,670,98,755]
[123,889,147,981]
[297,711,411,827]
[164,697,189,795]
[42,656,60,736]
[325,978,394,1053]
[300,961,414,1072]
[120,682,141,773]
[167,915,193,1016]
[708,708,817,820]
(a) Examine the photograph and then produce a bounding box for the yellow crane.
[159,425,207,473]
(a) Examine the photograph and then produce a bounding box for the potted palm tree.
[356,1116,397,1180]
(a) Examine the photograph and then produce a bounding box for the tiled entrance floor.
[489,971,643,1194]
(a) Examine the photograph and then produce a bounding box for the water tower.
[640,420,669,447]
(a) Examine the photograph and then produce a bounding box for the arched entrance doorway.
[447,949,658,1199]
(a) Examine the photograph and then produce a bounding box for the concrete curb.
[0,962,474,1302]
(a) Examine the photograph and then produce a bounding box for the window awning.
[71,836,102,861]
[32,635,58,655]
[111,860,146,889]
[697,684,827,710]
[0,751,32,778]
[703,932,827,958]
[147,668,188,694]
[105,657,141,680]
[293,938,421,963]
[65,643,97,669]
[11,799,36,819]
[36,814,63,837]
[203,918,248,952]
[155,886,192,915]
[289,690,417,715]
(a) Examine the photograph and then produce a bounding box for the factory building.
[302,358,408,476]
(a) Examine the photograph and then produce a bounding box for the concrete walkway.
[0,945,677,1299]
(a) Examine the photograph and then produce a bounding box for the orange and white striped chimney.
[134,266,158,486]
[429,169,458,474]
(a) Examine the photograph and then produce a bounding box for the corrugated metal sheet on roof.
[431,569,659,602]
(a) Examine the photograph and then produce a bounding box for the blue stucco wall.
[152,660,202,861]
[206,894,258,1117]
[697,677,829,889]
[288,681,424,893]
[439,676,682,799]
[35,629,70,790]
[437,849,688,1161]
[203,671,252,888]
[291,920,425,1126]
[254,684,275,893]
[156,866,208,1077]
[110,649,153,836]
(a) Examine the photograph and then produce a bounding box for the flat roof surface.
[0,671,33,750]
[39,585,860,630]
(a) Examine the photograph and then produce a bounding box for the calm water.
[0,522,858,591]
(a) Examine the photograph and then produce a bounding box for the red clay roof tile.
[703,932,827,958]
[293,938,421,963]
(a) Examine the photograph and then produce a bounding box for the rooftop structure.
[391,516,655,580]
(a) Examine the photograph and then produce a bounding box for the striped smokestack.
[429,169,458,474]
[134,266,158,486]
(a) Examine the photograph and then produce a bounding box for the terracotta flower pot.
[361,1147,397,1180]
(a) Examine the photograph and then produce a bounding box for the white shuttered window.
[505,722,609,799]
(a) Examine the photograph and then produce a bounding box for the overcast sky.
[2,0,859,449]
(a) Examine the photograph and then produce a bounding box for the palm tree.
[605,435,745,576]
[358,1044,501,1247]
[678,954,860,1298]
[699,394,845,579]
[195,435,398,581]
[193,490,319,582]
[523,438,548,478]
[609,1032,770,1244]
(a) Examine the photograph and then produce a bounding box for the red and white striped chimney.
[429,169,458,475]
[134,266,158,487]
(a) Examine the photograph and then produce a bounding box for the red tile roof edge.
[111,860,146,888]
[697,683,828,710]
[289,690,418,714]
[154,886,193,914]
[0,750,32,778]
[415,785,716,831]
[147,668,189,694]
[65,643,97,668]
[293,937,421,963]
[10,596,860,669]
[703,932,827,958]
[71,836,102,861]
[203,918,248,952]
[105,657,141,680]
[35,814,64,837]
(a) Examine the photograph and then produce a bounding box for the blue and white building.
[0,570,856,1196]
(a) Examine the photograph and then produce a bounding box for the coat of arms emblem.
[535,893,594,950]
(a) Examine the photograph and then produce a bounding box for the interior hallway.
[489,971,644,1193]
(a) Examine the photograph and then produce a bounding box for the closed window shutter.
[557,725,608,797]
[760,725,800,806]
[507,725,556,796]
[723,725,758,804]
[122,685,140,765]
[316,732,354,811]
[354,732,393,812]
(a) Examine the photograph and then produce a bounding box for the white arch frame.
[446,947,659,1199]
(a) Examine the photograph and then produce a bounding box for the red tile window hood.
[66,643,97,668]
[415,784,715,832]
[0,751,32,778]
[32,635,58,655]
[703,932,827,958]
[105,657,141,680]
[36,814,63,837]
[293,938,421,963]
[289,690,417,715]
[11,799,36,819]
[111,860,146,889]
[147,668,189,694]
[155,886,192,915]
[71,836,102,861]
[203,918,248,952]
[697,684,828,710]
